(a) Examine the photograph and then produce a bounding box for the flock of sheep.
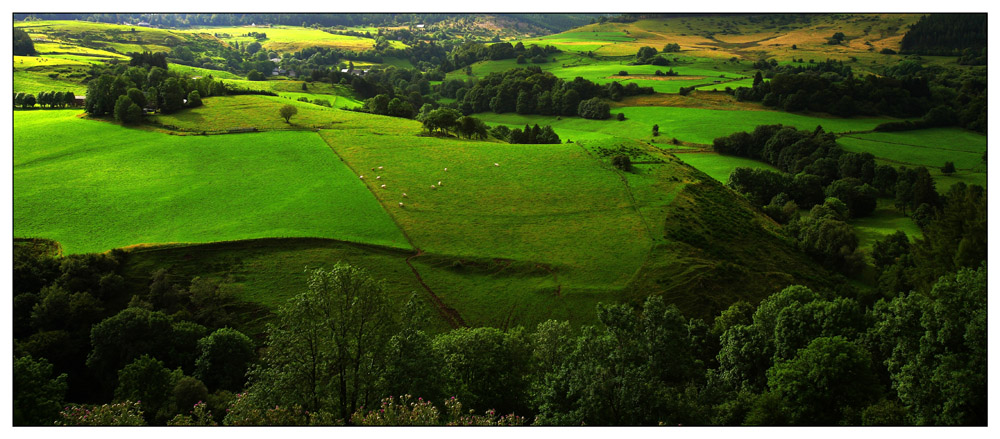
[358,162,501,208]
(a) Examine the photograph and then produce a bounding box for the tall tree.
[243,265,397,421]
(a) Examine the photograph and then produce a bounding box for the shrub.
[611,154,632,171]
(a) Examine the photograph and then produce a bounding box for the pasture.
[475,105,896,145]
[14,110,410,254]
[676,152,780,183]
[184,25,407,53]
[838,127,988,189]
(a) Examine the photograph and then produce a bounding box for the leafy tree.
[186,90,202,107]
[433,327,532,416]
[611,154,631,171]
[114,354,181,424]
[652,124,659,136]
[278,104,298,123]
[766,336,878,424]
[56,401,146,426]
[382,295,446,403]
[114,95,143,124]
[194,328,255,392]
[22,93,36,109]
[243,264,397,421]
[867,266,986,425]
[14,28,36,56]
[941,161,956,174]
[577,97,610,120]
[13,355,67,425]
[172,376,209,417]
[159,77,185,113]
[87,307,177,382]
[126,88,147,108]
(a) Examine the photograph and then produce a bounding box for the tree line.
[15,246,985,425]
[734,59,986,133]
[452,67,651,118]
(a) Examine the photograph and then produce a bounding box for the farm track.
[316,131,467,329]
[405,250,467,328]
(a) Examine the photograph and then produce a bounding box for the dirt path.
[406,250,466,328]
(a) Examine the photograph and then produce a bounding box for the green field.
[14,110,410,254]
[838,127,987,190]
[475,106,895,145]
[184,25,407,53]
[676,152,780,183]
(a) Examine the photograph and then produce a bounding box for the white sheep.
[376,176,381,180]
[380,184,386,189]
[430,185,437,189]
[399,202,404,207]
[378,166,384,170]
[444,167,448,172]
[402,193,408,198]
[359,175,364,179]
[494,162,500,167]
[438,181,443,186]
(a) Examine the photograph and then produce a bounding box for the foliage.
[350,395,440,425]
[14,28,37,56]
[56,401,146,426]
[114,354,181,424]
[167,401,217,426]
[13,355,67,425]
[194,327,256,392]
[278,103,297,123]
[243,265,397,420]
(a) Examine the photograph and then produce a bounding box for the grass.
[837,127,987,190]
[14,109,410,254]
[675,153,780,183]
[474,106,895,145]
[183,25,405,53]
[150,95,355,132]
[119,238,453,335]
[848,199,922,252]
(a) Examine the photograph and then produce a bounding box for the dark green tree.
[194,328,255,392]
[13,355,67,425]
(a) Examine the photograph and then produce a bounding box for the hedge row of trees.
[734,60,986,133]
[900,13,987,56]
[14,91,76,109]
[452,67,650,118]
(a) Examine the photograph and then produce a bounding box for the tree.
[942,161,956,174]
[13,355,67,425]
[243,265,397,421]
[22,93,36,109]
[577,97,610,120]
[382,295,446,403]
[159,77,185,114]
[87,307,177,382]
[766,336,878,425]
[611,154,631,171]
[126,88,147,108]
[279,104,297,123]
[14,28,37,56]
[433,327,532,417]
[115,354,181,424]
[195,328,255,392]
[652,124,659,136]
[114,95,143,125]
[186,90,202,108]
[868,266,986,425]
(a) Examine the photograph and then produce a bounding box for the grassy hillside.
[183,25,407,53]
[13,110,410,254]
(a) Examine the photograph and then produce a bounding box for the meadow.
[183,25,407,53]
[13,110,410,254]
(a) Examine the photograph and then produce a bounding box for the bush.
[942,161,956,174]
[616,113,625,121]
[186,90,202,108]
[611,155,632,171]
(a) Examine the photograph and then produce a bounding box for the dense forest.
[900,13,987,56]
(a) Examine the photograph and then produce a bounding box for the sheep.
[402,193,408,198]
[444,167,448,172]
[380,184,386,189]
[378,166,384,170]
[359,175,364,179]
[430,185,437,189]
[370,167,375,171]
[376,176,381,180]
[399,202,404,208]
[494,162,500,167]
[437,181,443,186]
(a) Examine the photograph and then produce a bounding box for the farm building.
[339,68,370,76]
[72,95,85,107]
